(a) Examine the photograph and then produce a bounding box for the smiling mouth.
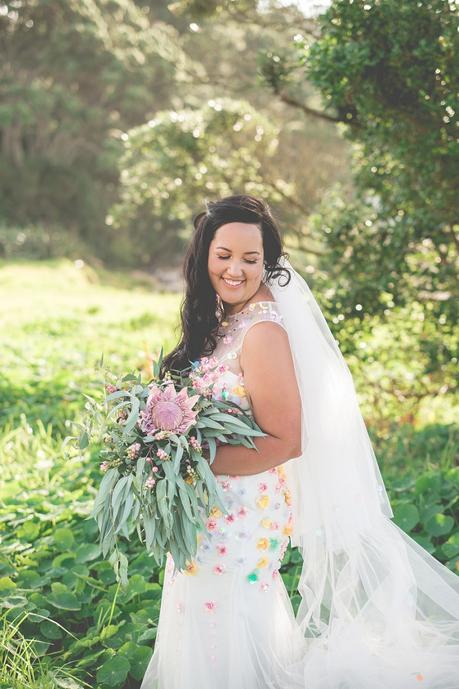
[222,277,245,287]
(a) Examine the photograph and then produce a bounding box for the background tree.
[0,0,201,254]
[255,0,458,420]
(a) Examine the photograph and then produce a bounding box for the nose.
[223,261,245,279]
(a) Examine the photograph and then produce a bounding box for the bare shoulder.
[240,318,290,374]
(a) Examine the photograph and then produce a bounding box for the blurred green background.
[0,0,457,687]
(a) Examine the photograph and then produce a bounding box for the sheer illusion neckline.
[225,299,277,319]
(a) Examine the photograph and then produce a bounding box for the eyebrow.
[216,246,261,255]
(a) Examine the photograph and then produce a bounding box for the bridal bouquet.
[75,350,265,584]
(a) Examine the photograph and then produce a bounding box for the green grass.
[0,259,181,688]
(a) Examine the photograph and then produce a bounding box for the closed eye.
[218,256,257,264]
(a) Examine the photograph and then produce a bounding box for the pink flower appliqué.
[204,600,217,612]
[213,564,225,575]
[224,513,236,523]
[216,545,228,555]
[238,506,248,518]
[258,482,268,492]
[139,383,199,435]
[206,519,218,532]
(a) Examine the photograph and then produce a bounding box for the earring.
[215,292,224,316]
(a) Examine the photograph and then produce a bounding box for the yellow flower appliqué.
[231,385,246,397]
[210,506,223,519]
[256,537,269,550]
[276,465,287,479]
[184,560,198,575]
[261,518,272,529]
[256,557,269,568]
[256,495,270,510]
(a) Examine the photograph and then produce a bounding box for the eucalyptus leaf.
[197,417,225,431]
[178,482,195,523]
[123,395,140,434]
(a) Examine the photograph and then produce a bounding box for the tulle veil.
[263,255,459,689]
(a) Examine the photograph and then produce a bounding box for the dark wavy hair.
[160,194,291,377]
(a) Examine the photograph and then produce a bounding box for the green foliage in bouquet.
[70,349,266,585]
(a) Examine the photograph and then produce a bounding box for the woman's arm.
[209,321,302,476]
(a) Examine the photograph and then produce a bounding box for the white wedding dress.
[141,301,309,688]
[140,299,459,689]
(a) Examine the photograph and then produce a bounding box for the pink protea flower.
[139,383,199,435]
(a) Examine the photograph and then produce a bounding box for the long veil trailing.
[266,256,459,689]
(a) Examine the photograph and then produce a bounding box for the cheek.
[208,256,219,277]
[248,263,264,281]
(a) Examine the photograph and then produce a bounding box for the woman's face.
[208,222,264,313]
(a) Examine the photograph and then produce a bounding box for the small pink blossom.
[117,408,128,423]
[238,507,248,518]
[213,564,225,575]
[127,442,141,460]
[151,465,159,473]
[224,513,235,523]
[204,600,216,611]
[100,461,109,472]
[156,448,170,461]
[189,436,202,451]
[105,384,118,394]
[145,476,156,489]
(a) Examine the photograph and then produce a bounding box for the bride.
[140,195,459,689]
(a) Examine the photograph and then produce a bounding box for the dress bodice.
[201,300,287,414]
